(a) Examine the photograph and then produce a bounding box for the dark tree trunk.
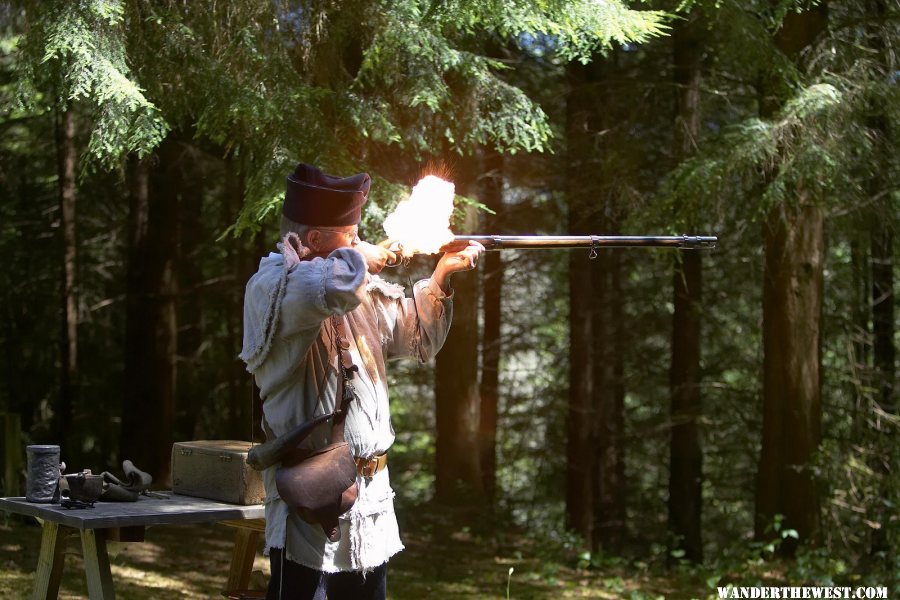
[668,11,704,564]
[754,4,827,555]
[866,0,896,420]
[593,244,627,552]
[567,50,627,553]
[565,59,597,540]
[223,154,259,441]
[755,200,824,552]
[669,251,703,562]
[121,143,179,485]
[175,144,204,442]
[55,108,77,446]
[567,244,594,539]
[478,149,503,503]
[849,236,869,433]
[870,222,894,555]
[435,203,484,502]
[224,154,242,440]
[866,0,895,558]
[610,253,626,539]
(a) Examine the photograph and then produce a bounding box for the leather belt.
[355,453,387,478]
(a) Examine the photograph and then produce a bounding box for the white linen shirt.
[241,247,452,572]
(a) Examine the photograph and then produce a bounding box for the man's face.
[307,225,360,254]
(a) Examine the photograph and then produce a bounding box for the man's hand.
[355,241,397,274]
[433,240,486,293]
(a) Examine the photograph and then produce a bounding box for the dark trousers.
[266,549,387,600]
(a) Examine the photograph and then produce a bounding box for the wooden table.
[0,494,265,599]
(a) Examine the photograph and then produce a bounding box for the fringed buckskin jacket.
[240,241,452,572]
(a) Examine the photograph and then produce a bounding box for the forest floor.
[0,500,711,599]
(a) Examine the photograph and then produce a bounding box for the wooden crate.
[171,441,264,505]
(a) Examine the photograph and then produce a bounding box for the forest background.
[0,1,897,598]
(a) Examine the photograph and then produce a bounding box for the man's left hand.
[433,240,485,292]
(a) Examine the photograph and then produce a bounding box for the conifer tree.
[12,0,669,484]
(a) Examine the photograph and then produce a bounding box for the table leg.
[80,529,115,599]
[32,521,67,600]
[226,526,261,592]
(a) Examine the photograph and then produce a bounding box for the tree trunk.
[866,0,896,558]
[594,244,627,552]
[478,149,503,503]
[610,253,626,541]
[870,221,894,555]
[224,156,267,443]
[565,59,597,540]
[849,237,869,438]
[55,108,77,446]
[668,11,704,564]
[121,143,179,485]
[669,251,703,562]
[754,3,827,555]
[174,143,204,442]
[567,242,594,539]
[435,203,483,502]
[755,200,824,552]
[223,154,257,441]
[866,0,896,419]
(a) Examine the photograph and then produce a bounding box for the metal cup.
[25,445,62,503]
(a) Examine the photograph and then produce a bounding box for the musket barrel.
[446,235,717,250]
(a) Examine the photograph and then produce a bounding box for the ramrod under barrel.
[440,234,717,251]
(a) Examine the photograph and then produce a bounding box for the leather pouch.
[276,441,358,541]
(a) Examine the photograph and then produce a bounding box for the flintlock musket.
[386,234,717,267]
[441,234,716,251]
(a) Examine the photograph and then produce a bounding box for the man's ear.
[307,229,320,251]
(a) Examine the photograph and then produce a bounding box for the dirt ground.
[1,505,696,599]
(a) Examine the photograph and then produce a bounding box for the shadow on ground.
[1,503,687,599]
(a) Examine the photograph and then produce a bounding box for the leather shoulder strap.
[331,315,358,444]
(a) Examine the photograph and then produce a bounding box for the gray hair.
[279,215,310,240]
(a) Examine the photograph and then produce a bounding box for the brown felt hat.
[283,163,370,226]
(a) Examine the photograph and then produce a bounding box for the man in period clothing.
[240,163,483,599]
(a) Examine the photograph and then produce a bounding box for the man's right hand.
[354,241,397,274]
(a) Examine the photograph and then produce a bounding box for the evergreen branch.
[16,0,168,165]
